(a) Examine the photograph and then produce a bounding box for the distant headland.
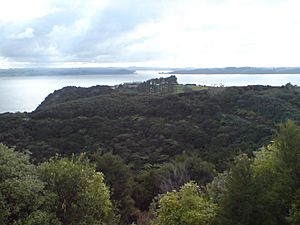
[164,67,300,74]
[0,67,135,76]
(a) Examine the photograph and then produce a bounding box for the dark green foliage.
[251,121,300,225]
[39,154,116,225]
[38,85,113,109]
[216,121,300,225]
[91,152,136,224]
[133,168,161,211]
[2,85,300,171]
[3,82,300,224]
[0,144,60,225]
[137,76,178,94]
[132,154,216,212]
[156,154,216,193]
[287,191,300,225]
[216,154,258,225]
[0,144,118,225]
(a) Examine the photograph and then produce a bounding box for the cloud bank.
[0,0,299,68]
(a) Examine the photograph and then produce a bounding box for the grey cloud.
[56,0,167,58]
[32,11,81,36]
[0,0,171,66]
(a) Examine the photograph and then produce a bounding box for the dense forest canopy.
[1,77,300,224]
[1,79,299,169]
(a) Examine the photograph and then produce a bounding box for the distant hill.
[0,67,135,76]
[1,80,300,171]
[168,67,300,74]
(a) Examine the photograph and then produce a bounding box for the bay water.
[0,70,299,113]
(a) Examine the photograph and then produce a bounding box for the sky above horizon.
[0,0,299,68]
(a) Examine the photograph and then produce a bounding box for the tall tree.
[252,120,300,225]
[152,181,217,225]
[217,120,300,225]
[0,144,60,225]
[92,152,136,224]
[216,154,258,225]
[39,154,117,225]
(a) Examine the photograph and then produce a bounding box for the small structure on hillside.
[122,82,141,89]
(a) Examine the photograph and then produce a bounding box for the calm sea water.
[1,70,300,113]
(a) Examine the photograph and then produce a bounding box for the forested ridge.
[1,80,300,224]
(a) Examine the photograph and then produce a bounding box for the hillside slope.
[1,84,300,170]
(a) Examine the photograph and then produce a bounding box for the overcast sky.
[0,0,299,68]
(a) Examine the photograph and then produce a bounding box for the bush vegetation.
[1,82,300,224]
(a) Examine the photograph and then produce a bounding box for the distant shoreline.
[161,73,300,75]
[164,67,300,75]
[0,67,136,76]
